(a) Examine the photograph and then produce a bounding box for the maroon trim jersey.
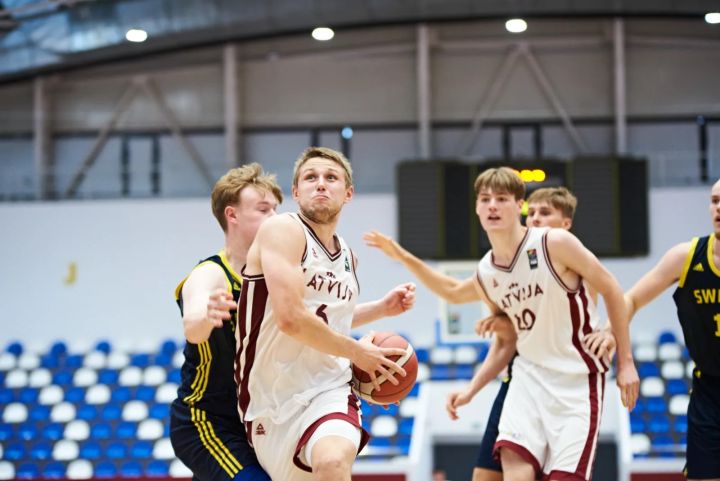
[476,227,608,374]
[235,213,360,424]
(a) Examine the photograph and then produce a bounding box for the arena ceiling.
[0,0,719,83]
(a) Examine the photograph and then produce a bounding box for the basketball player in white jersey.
[364,168,639,481]
[235,147,416,481]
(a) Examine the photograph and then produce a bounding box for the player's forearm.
[605,292,634,362]
[277,308,358,359]
[468,339,515,395]
[182,311,215,344]
[396,250,463,303]
[352,300,385,327]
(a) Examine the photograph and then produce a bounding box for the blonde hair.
[473,167,525,200]
[292,147,353,187]
[211,163,283,232]
[527,187,577,220]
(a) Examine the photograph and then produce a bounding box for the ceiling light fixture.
[706,12,720,24]
[126,29,148,43]
[312,27,334,41]
[505,18,527,33]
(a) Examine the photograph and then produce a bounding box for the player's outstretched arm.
[352,283,416,328]
[180,264,236,344]
[258,216,407,390]
[625,242,691,318]
[446,314,517,420]
[546,229,639,410]
[363,230,481,304]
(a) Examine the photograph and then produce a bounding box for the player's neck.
[223,232,250,272]
[488,224,527,265]
[298,212,340,252]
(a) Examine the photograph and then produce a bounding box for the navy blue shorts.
[170,401,269,481]
[475,380,510,472]
[686,369,720,479]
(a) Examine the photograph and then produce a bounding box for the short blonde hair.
[292,147,353,187]
[527,187,577,220]
[473,167,525,200]
[211,163,283,232]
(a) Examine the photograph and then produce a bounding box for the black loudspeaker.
[397,158,648,260]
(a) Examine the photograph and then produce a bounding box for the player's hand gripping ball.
[351,332,418,405]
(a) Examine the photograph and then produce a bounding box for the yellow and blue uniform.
[674,235,720,479]
[170,252,269,481]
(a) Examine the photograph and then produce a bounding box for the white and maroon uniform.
[476,227,607,481]
[235,213,367,480]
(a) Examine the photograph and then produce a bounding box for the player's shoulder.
[664,239,698,265]
[259,212,302,234]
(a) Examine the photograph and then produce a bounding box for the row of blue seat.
[4,439,163,461]
[9,460,172,479]
[631,414,687,434]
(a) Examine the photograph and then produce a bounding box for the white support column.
[417,24,432,159]
[613,18,627,155]
[224,43,240,167]
[33,76,51,199]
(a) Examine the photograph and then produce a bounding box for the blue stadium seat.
[149,403,170,420]
[630,416,646,433]
[369,437,391,448]
[648,415,671,433]
[111,386,131,403]
[167,368,182,384]
[95,340,112,354]
[650,435,675,453]
[5,442,25,461]
[0,424,13,441]
[7,341,23,356]
[638,362,660,378]
[49,342,68,358]
[94,461,118,478]
[414,348,430,364]
[382,403,399,416]
[407,384,420,398]
[42,423,64,441]
[29,405,50,422]
[160,339,177,355]
[674,415,688,434]
[397,435,411,453]
[633,398,647,414]
[116,421,137,439]
[65,387,85,403]
[155,353,173,366]
[667,379,688,395]
[131,354,151,368]
[147,460,170,477]
[106,441,128,459]
[30,441,53,460]
[18,422,39,441]
[65,354,84,368]
[40,355,60,369]
[430,365,454,380]
[53,370,74,386]
[646,397,668,414]
[131,440,153,459]
[477,343,489,362]
[136,385,156,402]
[42,462,66,479]
[455,364,474,379]
[682,346,690,361]
[101,404,122,421]
[658,331,677,344]
[98,369,119,385]
[398,418,414,436]
[120,461,143,477]
[0,387,13,404]
[77,404,99,421]
[79,441,102,460]
[16,463,40,479]
[19,387,39,404]
[90,423,112,440]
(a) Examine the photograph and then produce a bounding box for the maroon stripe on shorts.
[493,440,542,477]
[568,292,597,373]
[575,372,601,479]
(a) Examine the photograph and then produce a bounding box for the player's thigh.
[686,381,720,480]
[248,418,313,481]
[472,467,503,481]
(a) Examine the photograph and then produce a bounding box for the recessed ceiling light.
[706,12,720,24]
[312,27,334,41]
[505,18,527,34]
[126,29,148,43]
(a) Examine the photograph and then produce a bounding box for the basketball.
[351,332,418,405]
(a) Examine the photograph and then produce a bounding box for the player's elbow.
[276,313,300,336]
[183,319,209,345]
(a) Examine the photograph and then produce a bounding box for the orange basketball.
[351,332,418,405]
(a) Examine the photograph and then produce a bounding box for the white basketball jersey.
[476,227,608,374]
[235,213,360,424]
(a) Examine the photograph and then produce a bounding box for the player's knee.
[311,440,355,479]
